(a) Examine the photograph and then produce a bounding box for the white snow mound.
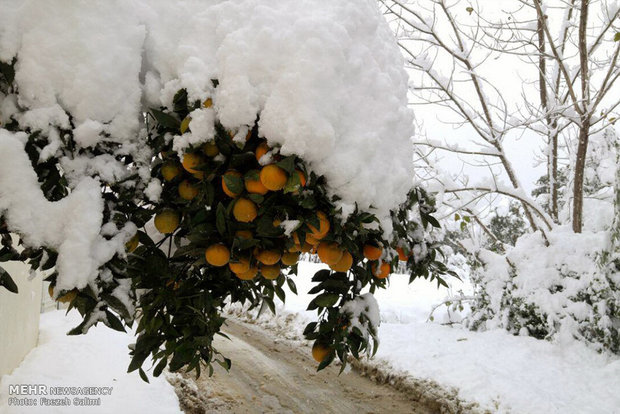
[0,0,414,289]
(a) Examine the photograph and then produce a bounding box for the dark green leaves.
[0,266,18,293]
[216,202,227,235]
[276,156,296,174]
[151,109,181,130]
[314,293,339,308]
[223,174,244,195]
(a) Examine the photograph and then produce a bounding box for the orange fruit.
[255,141,270,162]
[396,247,409,261]
[235,230,253,240]
[48,286,78,303]
[222,170,242,198]
[161,162,182,181]
[245,176,269,195]
[236,266,258,281]
[372,262,391,279]
[229,257,251,274]
[205,244,230,267]
[202,141,219,157]
[182,152,204,174]
[281,252,299,266]
[58,289,78,303]
[295,169,306,187]
[299,243,313,253]
[154,210,180,234]
[233,198,258,223]
[330,251,353,272]
[261,264,280,280]
[260,164,288,191]
[256,249,281,265]
[312,342,331,363]
[363,244,382,261]
[317,242,343,265]
[308,211,330,240]
[125,234,139,253]
[178,180,199,200]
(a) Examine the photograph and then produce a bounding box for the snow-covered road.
[169,318,434,414]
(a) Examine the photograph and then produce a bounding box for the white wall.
[0,261,42,378]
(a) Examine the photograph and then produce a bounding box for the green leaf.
[128,352,149,373]
[223,174,244,195]
[247,194,264,204]
[153,358,167,377]
[244,169,260,181]
[426,214,441,228]
[314,293,339,308]
[286,278,298,295]
[138,368,150,383]
[0,60,15,84]
[615,32,620,42]
[276,156,296,174]
[105,310,126,332]
[0,266,18,293]
[317,353,335,371]
[217,358,232,371]
[230,153,256,169]
[216,203,227,236]
[151,109,181,130]
[180,117,191,133]
[311,269,331,282]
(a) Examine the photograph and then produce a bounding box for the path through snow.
[168,318,434,414]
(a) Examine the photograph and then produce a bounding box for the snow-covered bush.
[465,228,620,354]
[465,135,620,353]
[0,1,451,377]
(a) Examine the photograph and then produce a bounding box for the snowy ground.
[0,311,182,414]
[268,261,620,414]
[3,263,619,414]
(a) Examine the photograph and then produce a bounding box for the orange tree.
[0,60,453,380]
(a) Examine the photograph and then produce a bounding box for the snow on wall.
[0,0,414,290]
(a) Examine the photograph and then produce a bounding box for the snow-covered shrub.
[462,127,620,354]
[466,228,620,353]
[0,1,452,377]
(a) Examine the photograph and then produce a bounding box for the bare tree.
[381,0,619,236]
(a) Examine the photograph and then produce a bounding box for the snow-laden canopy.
[0,0,414,289]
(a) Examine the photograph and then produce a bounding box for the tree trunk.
[572,117,590,233]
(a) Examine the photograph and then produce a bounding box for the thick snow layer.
[0,0,413,243]
[0,130,133,292]
[0,310,182,414]
[0,0,414,294]
[267,261,620,413]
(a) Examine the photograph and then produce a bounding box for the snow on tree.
[0,0,452,377]
[381,0,620,353]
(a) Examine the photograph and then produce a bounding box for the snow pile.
[0,0,413,257]
[466,226,620,353]
[0,310,182,414]
[0,130,135,292]
[340,293,381,342]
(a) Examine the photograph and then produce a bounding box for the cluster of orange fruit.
[150,128,409,284]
